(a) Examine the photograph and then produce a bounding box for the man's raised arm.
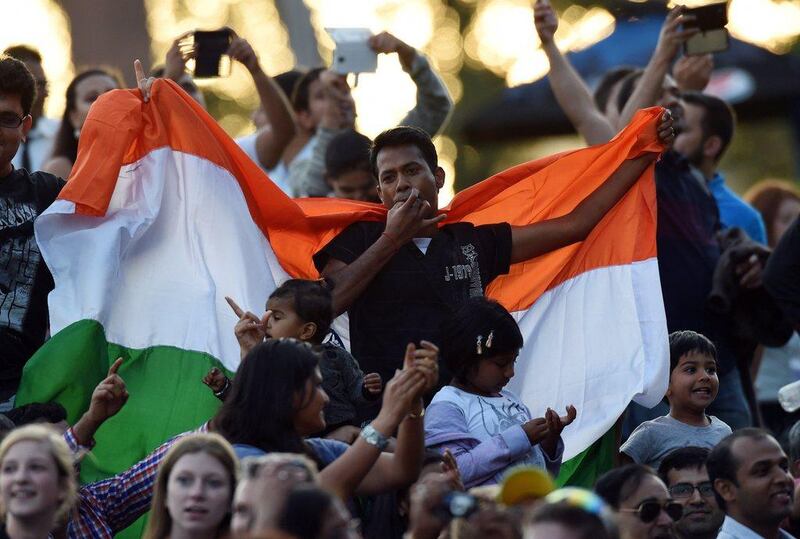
[534,0,615,145]
[510,112,674,263]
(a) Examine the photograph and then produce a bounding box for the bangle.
[360,424,390,451]
[381,231,401,251]
[407,407,425,420]
[214,378,231,399]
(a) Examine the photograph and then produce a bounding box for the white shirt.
[11,116,58,172]
[235,132,314,197]
[717,515,796,539]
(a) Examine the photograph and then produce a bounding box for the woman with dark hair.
[42,68,121,178]
[595,464,681,539]
[744,180,800,440]
[423,297,576,488]
[211,338,435,500]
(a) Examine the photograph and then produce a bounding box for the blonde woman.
[143,433,238,539]
[0,424,77,539]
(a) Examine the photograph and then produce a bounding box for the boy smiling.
[621,331,733,468]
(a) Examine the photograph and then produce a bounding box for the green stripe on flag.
[17,319,231,484]
[555,428,616,489]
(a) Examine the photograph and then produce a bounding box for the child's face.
[329,169,379,202]
[667,352,719,413]
[265,296,309,340]
[467,350,519,397]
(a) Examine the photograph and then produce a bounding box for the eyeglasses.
[0,112,26,129]
[619,500,684,523]
[669,482,715,499]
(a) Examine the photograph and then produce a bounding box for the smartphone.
[326,28,378,75]
[191,29,233,78]
[682,2,730,56]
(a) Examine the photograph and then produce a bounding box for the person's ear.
[21,114,32,141]
[703,136,722,162]
[299,322,318,342]
[792,459,800,479]
[376,179,385,204]
[434,166,445,191]
[325,173,334,188]
[714,478,737,505]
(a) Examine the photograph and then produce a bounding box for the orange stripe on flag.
[63,80,663,310]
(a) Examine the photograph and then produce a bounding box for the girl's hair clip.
[486,330,494,349]
[476,335,483,355]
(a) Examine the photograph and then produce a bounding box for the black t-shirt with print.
[314,221,513,386]
[0,167,65,391]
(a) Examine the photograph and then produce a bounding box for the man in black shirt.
[314,122,674,412]
[0,56,65,406]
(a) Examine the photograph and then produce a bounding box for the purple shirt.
[424,386,562,487]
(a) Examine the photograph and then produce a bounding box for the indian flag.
[17,80,667,493]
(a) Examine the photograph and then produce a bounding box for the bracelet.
[407,406,425,420]
[214,378,231,399]
[381,231,401,251]
[360,424,390,451]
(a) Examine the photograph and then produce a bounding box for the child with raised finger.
[423,297,577,488]
[204,279,383,439]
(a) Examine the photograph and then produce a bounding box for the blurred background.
[5,0,800,203]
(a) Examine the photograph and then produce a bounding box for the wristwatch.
[360,424,389,451]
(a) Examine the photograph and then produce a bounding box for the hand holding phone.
[326,28,378,75]
[682,2,730,56]
[186,28,233,78]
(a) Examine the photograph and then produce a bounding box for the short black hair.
[440,297,523,382]
[269,279,333,344]
[0,55,36,116]
[370,125,438,179]
[593,66,637,112]
[706,428,772,510]
[325,129,372,180]
[680,91,736,162]
[615,69,645,114]
[657,446,710,484]
[291,67,325,113]
[669,330,717,375]
[529,502,615,539]
[3,45,42,65]
[6,402,67,426]
[595,464,658,509]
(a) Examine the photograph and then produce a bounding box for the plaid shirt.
[63,424,207,538]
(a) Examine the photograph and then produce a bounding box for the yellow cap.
[498,466,556,506]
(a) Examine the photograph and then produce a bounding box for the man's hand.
[385,188,447,246]
[164,31,194,81]
[368,31,417,70]
[408,473,454,539]
[363,373,383,395]
[319,71,355,130]
[657,110,676,147]
[226,296,267,359]
[674,54,713,92]
[541,405,577,457]
[534,0,559,46]
[653,7,699,64]
[228,36,260,74]
[134,59,155,103]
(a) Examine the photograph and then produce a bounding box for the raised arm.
[368,32,454,136]
[616,7,697,130]
[228,36,297,170]
[534,0,615,145]
[319,343,437,498]
[510,112,673,263]
[71,358,129,447]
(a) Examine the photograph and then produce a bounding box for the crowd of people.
[1,0,800,537]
